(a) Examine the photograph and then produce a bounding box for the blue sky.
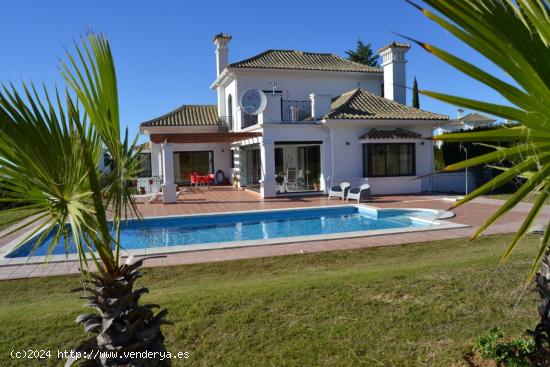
[1,0,510,142]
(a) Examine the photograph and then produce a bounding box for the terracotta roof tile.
[229,50,381,73]
[140,105,219,127]
[326,89,448,120]
[378,42,411,53]
[359,128,422,140]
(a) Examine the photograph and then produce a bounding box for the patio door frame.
[274,141,322,194]
[173,150,214,184]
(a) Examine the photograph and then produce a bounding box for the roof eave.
[324,118,448,126]
[210,68,235,89]
[225,66,382,75]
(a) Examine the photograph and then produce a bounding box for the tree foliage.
[412,77,420,108]
[345,38,379,67]
[0,32,171,366]
[410,0,550,362]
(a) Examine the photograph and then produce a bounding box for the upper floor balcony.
[236,93,330,130]
[281,100,312,122]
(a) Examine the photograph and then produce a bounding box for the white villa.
[435,108,496,135]
[138,33,449,202]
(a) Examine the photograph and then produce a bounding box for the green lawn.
[0,234,542,366]
[0,209,36,231]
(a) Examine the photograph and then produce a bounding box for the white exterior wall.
[432,171,477,194]
[150,141,232,183]
[328,123,436,195]
[224,79,237,126]
[222,70,382,131]
[262,124,330,192]
[233,121,438,196]
[380,48,408,104]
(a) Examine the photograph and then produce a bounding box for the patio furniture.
[328,182,351,200]
[196,174,210,188]
[132,192,157,203]
[346,183,372,203]
[189,172,210,189]
[147,188,185,204]
[286,168,298,191]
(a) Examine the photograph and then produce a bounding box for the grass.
[0,234,542,366]
[0,209,36,231]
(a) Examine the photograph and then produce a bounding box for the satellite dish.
[240,88,267,115]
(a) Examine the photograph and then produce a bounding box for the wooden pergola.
[150,132,262,144]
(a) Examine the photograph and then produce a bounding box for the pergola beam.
[150,132,262,144]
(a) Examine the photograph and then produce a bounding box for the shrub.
[473,327,533,367]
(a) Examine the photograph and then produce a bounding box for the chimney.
[378,42,411,104]
[213,33,232,76]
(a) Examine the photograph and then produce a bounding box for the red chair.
[197,174,209,187]
[188,173,198,191]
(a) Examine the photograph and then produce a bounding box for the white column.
[151,143,161,177]
[161,143,177,203]
[260,141,276,197]
[321,138,331,193]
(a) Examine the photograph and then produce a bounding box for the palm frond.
[412,0,550,279]
[0,83,106,270]
[60,32,142,268]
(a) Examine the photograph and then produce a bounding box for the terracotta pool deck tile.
[10,264,40,278]
[0,265,16,278]
[0,189,545,280]
[47,262,79,277]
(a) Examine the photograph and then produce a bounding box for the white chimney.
[309,93,332,120]
[213,33,232,76]
[378,42,411,105]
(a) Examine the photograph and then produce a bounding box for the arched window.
[227,94,233,130]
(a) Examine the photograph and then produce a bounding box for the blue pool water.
[6,206,437,258]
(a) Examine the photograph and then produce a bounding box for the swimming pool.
[3,205,461,260]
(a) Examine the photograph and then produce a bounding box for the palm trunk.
[532,248,550,366]
[66,258,172,366]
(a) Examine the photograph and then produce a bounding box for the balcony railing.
[218,116,232,132]
[282,100,312,122]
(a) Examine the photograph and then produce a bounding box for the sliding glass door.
[173,151,213,184]
[240,146,261,192]
[274,142,321,193]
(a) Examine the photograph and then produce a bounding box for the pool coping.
[0,204,469,266]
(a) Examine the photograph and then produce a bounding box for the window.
[274,147,284,174]
[227,94,233,130]
[363,143,415,177]
[173,151,213,183]
[137,153,152,177]
[230,150,235,168]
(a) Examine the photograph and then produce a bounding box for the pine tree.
[412,77,420,108]
[345,38,378,67]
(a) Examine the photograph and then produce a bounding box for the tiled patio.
[0,186,547,280]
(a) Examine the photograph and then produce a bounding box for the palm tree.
[0,33,171,366]
[407,0,550,362]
